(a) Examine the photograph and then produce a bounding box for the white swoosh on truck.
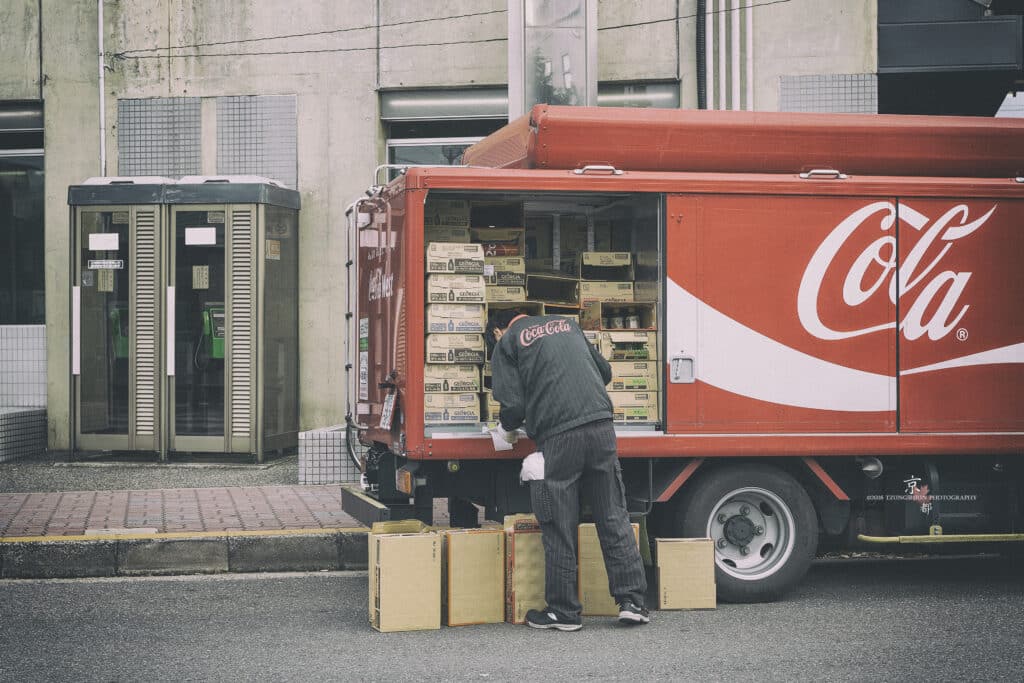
[666,279,1024,412]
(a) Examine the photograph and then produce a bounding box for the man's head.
[486,308,522,352]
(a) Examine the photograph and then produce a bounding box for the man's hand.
[487,424,517,451]
[496,424,519,445]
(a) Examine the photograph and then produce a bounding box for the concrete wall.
[8,0,876,450]
[754,0,877,111]
[0,0,40,99]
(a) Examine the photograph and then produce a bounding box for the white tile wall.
[298,425,360,484]
[0,325,47,408]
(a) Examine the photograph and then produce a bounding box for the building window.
[0,153,44,324]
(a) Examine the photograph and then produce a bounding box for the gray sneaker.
[617,600,650,625]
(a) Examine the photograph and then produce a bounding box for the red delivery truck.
[344,106,1024,602]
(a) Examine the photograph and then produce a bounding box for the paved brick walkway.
[0,485,364,537]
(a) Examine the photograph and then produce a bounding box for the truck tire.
[672,464,818,603]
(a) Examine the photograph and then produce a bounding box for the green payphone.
[108,302,130,359]
[199,302,225,362]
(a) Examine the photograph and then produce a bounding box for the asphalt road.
[1,556,1021,682]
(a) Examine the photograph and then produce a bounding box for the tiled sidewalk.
[0,485,364,537]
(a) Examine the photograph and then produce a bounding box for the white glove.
[486,424,515,452]
[497,424,519,445]
[519,451,545,482]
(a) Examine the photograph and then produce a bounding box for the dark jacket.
[491,315,613,444]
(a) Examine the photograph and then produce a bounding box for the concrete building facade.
[1,0,1017,455]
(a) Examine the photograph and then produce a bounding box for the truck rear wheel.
[672,464,818,603]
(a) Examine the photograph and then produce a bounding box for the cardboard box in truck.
[426,274,486,303]
[424,226,471,243]
[484,256,527,286]
[600,331,658,361]
[424,199,470,228]
[425,334,485,364]
[423,393,482,424]
[426,242,485,274]
[471,227,525,257]
[579,281,633,302]
[426,304,486,334]
[609,361,660,391]
[610,391,659,423]
[486,286,527,303]
[423,364,481,393]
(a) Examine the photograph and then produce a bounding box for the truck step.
[858,533,1024,545]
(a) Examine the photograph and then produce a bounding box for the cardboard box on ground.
[368,520,441,632]
[657,538,717,610]
[504,513,546,624]
[578,522,640,616]
[443,528,505,626]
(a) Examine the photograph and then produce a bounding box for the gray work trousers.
[531,418,647,619]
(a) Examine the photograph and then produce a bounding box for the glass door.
[169,207,227,453]
[74,209,132,450]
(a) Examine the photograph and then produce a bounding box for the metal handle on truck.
[572,165,624,176]
[799,169,848,180]
[670,354,696,383]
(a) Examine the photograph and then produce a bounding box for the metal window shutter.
[229,208,255,438]
[133,208,159,437]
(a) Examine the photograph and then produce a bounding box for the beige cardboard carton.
[424,226,471,243]
[427,274,486,303]
[484,256,527,286]
[578,522,641,616]
[600,331,658,361]
[579,252,634,282]
[482,390,502,421]
[504,514,546,624]
[426,242,485,274]
[423,364,481,393]
[423,393,482,423]
[369,529,441,632]
[579,281,634,302]
[425,334,486,364]
[426,304,486,334]
[580,301,657,331]
[486,286,527,303]
[424,199,471,228]
[443,529,506,626]
[656,538,717,610]
[609,391,659,423]
[609,361,660,392]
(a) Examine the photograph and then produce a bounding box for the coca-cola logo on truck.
[798,201,994,342]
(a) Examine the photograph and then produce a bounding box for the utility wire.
[113,0,793,61]
[115,36,508,60]
[599,0,793,31]
[114,8,507,57]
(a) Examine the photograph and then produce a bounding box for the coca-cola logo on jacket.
[798,201,994,342]
[519,319,572,347]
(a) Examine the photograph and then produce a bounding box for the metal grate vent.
[117,97,201,177]
[779,74,878,114]
[229,208,255,439]
[216,95,298,189]
[133,209,159,437]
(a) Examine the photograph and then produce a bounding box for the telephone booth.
[69,176,300,461]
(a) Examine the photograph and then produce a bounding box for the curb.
[0,528,369,579]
